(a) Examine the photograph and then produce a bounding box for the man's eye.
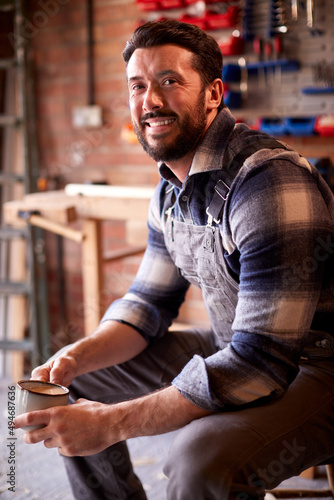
[163,79,176,86]
[132,84,144,91]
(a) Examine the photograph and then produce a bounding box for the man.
[15,20,334,500]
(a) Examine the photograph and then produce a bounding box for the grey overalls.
[164,193,237,350]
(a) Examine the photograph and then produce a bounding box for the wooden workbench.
[4,184,155,336]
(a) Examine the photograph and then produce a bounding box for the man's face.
[126,44,209,163]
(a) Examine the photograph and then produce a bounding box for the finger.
[15,410,51,434]
[14,412,30,429]
[31,365,51,382]
[43,437,59,450]
[23,421,53,445]
[49,360,65,385]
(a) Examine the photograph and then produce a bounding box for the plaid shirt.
[102,108,334,411]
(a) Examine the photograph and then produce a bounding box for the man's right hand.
[31,354,78,388]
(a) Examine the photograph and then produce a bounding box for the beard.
[131,90,207,163]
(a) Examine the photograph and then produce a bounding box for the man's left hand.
[14,399,117,457]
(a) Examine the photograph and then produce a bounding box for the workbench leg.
[8,238,26,380]
[81,219,103,336]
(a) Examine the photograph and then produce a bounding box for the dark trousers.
[62,329,334,500]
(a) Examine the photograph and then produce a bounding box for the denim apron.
[164,204,238,350]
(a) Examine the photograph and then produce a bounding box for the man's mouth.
[147,118,176,128]
[141,114,177,129]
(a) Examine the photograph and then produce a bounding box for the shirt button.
[182,195,188,201]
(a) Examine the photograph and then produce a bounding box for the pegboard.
[136,0,334,129]
[234,0,334,121]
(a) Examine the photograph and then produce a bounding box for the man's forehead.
[126,44,194,78]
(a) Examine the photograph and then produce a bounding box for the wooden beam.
[28,214,83,243]
[81,219,103,335]
[103,245,146,263]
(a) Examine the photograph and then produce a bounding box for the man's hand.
[15,399,118,457]
[31,354,78,387]
[30,320,149,387]
[14,386,212,457]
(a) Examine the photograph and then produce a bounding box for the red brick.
[95,59,126,77]
[94,2,140,25]
[29,0,86,30]
[94,78,126,96]
[94,39,127,60]
[94,20,138,42]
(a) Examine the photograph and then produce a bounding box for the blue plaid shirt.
[102,108,334,411]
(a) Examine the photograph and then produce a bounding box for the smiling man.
[15,20,334,500]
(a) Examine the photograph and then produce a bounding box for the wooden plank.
[3,189,151,225]
[3,198,77,225]
[64,183,155,199]
[81,219,103,335]
[103,245,146,263]
[8,238,27,382]
[300,467,316,479]
[74,196,150,222]
[269,487,332,498]
[28,214,83,243]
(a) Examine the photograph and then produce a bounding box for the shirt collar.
[159,107,236,186]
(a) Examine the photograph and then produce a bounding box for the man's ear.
[206,78,224,110]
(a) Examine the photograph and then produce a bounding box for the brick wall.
[25,0,334,347]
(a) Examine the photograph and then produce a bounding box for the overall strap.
[206,139,287,226]
[162,183,176,218]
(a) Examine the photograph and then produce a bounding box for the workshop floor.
[0,377,331,500]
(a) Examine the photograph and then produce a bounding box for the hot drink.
[28,385,66,395]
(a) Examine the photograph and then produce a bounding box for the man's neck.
[166,152,194,184]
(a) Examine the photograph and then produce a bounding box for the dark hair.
[123,19,225,110]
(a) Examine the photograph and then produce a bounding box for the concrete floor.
[0,377,331,500]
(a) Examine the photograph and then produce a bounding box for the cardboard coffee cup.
[16,380,69,431]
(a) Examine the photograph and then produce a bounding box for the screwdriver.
[273,34,282,87]
[253,36,266,88]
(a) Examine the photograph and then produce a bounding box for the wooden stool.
[269,463,334,498]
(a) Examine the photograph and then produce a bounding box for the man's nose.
[143,84,164,112]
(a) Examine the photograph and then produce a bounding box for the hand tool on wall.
[306,0,314,28]
[264,39,275,87]
[273,34,282,87]
[243,0,270,41]
[253,36,266,88]
[269,0,288,36]
[238,56,248,99]
[291,0,298,21]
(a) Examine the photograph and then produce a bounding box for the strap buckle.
[206,207,220,227]
[206,180,231,227]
